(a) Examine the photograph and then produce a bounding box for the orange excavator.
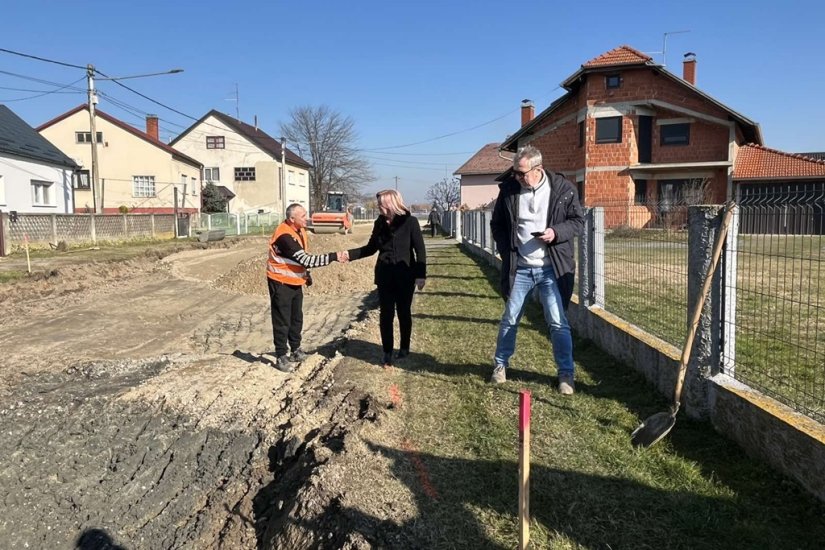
[309,191,354,234]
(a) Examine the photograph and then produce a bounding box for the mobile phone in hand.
[531,231,544,237]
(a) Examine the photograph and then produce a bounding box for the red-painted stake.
[519,389,531,549]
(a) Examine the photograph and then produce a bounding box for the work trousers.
[267,277,303,358]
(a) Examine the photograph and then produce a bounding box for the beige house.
[37,105,202,214]
[170,110,311,215]
[454,143,513,209]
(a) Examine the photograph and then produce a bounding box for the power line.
[0,77,85,102]
[0,47,86,70]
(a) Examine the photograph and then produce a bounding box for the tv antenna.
[647,30,691,67]
[225,83,239,119]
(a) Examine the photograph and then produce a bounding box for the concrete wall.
[459,174,499,209]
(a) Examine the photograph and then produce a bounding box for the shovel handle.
[672,203,736,407]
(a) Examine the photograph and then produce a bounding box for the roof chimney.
[146,114,159,141]
[521,99,535,127]
[683,52,697,86]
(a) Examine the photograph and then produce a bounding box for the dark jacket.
[490,171,584,300]
[348,212,426,285]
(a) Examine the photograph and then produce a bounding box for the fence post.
[51,214,58,245]
[721,205,739,376]
[0,211,6,257]
[685,205,726,419]
[579,208,594,306]
[593,207,605,307]
[455,209,462,242]
[236,214,241,236]
[90,214,97,244]
[150,214,156,238]
[123,214,128,238]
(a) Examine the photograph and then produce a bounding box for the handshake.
[337,250,350,264]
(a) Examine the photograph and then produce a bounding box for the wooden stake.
[519,389,531,549]
[23,233,31,274]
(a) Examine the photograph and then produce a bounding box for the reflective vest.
[267,222,309,285]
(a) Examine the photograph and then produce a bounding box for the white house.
[170,110,312,214]
[37,106,202,214]
[0,105,78,214]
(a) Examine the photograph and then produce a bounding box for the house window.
[0,175,5,205]
[133,175,156,197]
[595,116,622,143]
[234,167,256,181]
[191,177,197,196]
[204,167,220,182]
[74,170,90,189]
[576,179,585,203]
[578,121,584,147]
[206,136,225,149]
[634,179,647,205]
[606,74,621,89]
[75,131,103,143]
[660,123,690,146]
[31,180,54,206]
[288,170,295,185]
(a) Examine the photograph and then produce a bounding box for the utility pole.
[87,64,102,214]
[394,176,399,190]
[280,137,287,215]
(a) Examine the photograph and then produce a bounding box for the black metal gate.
[176,213,191,238]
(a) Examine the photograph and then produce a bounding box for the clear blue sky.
[2,0,824,203]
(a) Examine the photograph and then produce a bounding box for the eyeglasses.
[513,165,538,178]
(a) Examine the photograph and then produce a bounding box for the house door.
[638,116,652,163]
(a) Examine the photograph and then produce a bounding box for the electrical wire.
[0,77,85,102]
[0,47,86,70]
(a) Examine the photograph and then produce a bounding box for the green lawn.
[388,242,825,548]
[603,232,825,422]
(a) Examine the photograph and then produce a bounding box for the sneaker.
[490,364,506,384]
[395,349,409,360]
[274,355,295,373]
[558,374,575,395]
[382,352,393,368]
[291,348,308,363]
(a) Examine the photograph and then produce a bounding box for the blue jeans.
[494,265,574,376]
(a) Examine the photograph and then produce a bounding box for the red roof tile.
[454,143,513,176]
[583,45,653,68]
[734,144,825,180]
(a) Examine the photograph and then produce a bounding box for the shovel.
[631,202,736,448]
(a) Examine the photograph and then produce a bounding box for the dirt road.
[0,226,390,549]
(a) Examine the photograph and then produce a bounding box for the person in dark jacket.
[490,145,584,394]
[347,189,427,367]
[427,206,440,237]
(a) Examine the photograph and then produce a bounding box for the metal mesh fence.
[726,187,825,422]
[597,199,689,346]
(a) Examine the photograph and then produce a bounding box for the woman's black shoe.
[382,352,393,368]
[396,349,409,359]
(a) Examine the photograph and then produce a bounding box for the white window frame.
[204,167,220,182]
[190,177,197,196]
[132,175,156,198]
[31,180,55,206]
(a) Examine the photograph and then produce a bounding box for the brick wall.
[514,66,738,214]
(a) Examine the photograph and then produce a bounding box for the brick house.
[500,45,778,228]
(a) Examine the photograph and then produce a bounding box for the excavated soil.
[0,225,427,549]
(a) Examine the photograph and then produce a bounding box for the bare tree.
[280,105,373,211]
[426,177,461,212]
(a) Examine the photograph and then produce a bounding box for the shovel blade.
[631,411,676,448]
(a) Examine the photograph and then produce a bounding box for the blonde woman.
[347,189,426,367]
